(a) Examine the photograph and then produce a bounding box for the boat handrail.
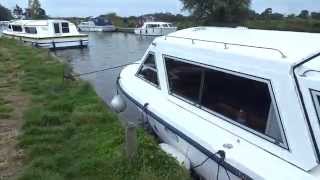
[164,35,287,58]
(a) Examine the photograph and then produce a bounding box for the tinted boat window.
[54,23,60,33]
[165,58,203,103]
[164,57,285,146]
[201,67,284,143]
[12,25,22,32]
[25,27,37,34]
[311,91,320,121]
[62,22,70,33]
[137,53,159,87]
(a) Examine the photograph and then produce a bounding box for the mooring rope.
[70,62,140,78]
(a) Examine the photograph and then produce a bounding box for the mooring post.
[80,39,83,48]
[125,122,138,159]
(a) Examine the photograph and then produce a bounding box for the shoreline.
[0,38,190,180]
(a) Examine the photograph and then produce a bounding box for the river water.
[54,32,155,122]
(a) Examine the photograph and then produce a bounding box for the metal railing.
[164,35,287,58]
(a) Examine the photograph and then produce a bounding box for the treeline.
[97,10,320,33]
[0,1,47,21]
[0,4,12,21]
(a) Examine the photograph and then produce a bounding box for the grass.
[0,38,190,180]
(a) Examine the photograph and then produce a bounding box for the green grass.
[0,38,190,180]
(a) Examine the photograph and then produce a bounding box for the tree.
[0,4,12,21]
[270,13,284,20]
[287,14,296,19]
[260,8,272,19]
[29,0,47,19]
[298,10,309,19]
[180,0,251,25]
[13,5,23,19]
[311,12,320,20]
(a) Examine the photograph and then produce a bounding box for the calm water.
[54,32,155,122]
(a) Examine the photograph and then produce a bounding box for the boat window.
[137,53,159,87]
[147,24,160,28]
[12,25,22,32]
[62,22,70,33]
[8,25,12,29]
[165,58,203,103]
[25,27,37,34]
[164,57,286,147]
[311,91,320,121]
[54,23,60,33]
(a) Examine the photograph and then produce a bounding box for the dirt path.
[0,55,28,180]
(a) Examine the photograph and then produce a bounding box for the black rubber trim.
[117,78,254,180]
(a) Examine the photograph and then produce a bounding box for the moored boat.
[78,17,116,32]
[134,22,177,36]
[2,19,88,49]
[113,27,320,179]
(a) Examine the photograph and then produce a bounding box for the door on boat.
[296,65,320,160]
[54,23,61,34]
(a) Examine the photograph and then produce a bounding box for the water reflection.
[54,32,155,121]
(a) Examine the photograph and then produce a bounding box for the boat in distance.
[78,17,116,32]
[2,19,88,49]
[134,22,177,36]
[113,27,320,179]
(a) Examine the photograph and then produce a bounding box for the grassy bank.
[0,38,190,180]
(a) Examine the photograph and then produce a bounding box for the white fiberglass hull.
[78,25,116,32]
[134,27,177,36]
[2,33,88,49]
[117,62,320,180]
[118,81,243,180]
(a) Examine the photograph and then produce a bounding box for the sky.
[1,0,320,17]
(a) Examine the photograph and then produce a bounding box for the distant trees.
[311,12,320,20]
[298,10,309,19]
[180,0,251,25]
[0,4,13,21]
[27,0,47,19]
[13,5,23,19]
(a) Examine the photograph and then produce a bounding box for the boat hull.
[2,33,89,49]
[134,27,177,36]
[117,79,249,180]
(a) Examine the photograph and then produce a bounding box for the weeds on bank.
[0,38,190,180]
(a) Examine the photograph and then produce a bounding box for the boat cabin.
[117,27,320,179]
[5,20,80,37]
[134,22,177,36]
[3,20,88,49]
[142,22,175,28]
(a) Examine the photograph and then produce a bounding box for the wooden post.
[125,122,137,159]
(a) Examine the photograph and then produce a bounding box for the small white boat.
[0,21,9,27]
[113,27,320,179]
[134,22,177,36]
[2,20,88,49]
[78,18,116,32]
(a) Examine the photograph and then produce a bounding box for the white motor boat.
[2,20,88,49]
[78,18,116,32]
[113,27,320,179]
[134,22,177,36]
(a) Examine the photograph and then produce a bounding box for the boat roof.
[158,27,320,65]
[9,19,70,26]
[144,22,172,25]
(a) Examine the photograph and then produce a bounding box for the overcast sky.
[1,0,319,17]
